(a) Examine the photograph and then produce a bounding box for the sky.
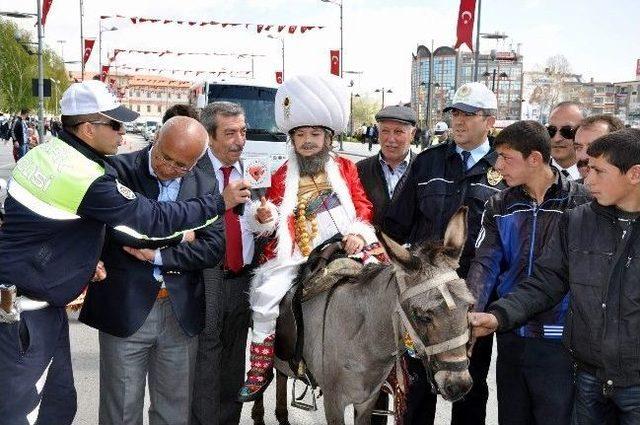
[1,0,639,103]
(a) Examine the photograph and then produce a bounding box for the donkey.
[270,207,474,424]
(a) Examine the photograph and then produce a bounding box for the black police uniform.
[386,138,507,425]
[0,130,226,425]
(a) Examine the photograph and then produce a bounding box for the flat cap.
[375,105,417,126]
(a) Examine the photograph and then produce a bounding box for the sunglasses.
[547,125,576,140]
[88,120,123,132]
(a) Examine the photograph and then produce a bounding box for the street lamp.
[267,35,285,81]
[99,25,118,77]
[374,88,393,108]
[0,7,44,140]
[320,0,343,78]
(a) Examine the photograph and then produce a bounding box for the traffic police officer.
[386,82,507,425]
[0,80,250,425]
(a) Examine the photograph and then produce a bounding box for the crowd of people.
[0,72,639,425]
[0,111,63,162]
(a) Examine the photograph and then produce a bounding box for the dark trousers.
[574,371,640,425]
[496,333,574,425]
[403,333,494,425]
[0,307,77,425]
[191,269,251,425]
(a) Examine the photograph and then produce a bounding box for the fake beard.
[296,143,331,177]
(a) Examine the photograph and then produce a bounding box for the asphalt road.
[0,134,498,424]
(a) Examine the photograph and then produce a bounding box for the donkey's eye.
[412,312,433,325]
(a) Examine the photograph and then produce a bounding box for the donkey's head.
[379,207,474,401]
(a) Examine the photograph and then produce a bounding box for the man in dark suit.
[80,116,226,425]
[191,102,257,425]
[357,105,417,424]
[358,105,417,234]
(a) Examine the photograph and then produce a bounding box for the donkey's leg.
[353,391,382,425]
[274,371,290,425]
[251,393,266,425]
[323,392,348,425]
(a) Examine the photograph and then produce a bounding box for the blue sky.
[1,0,638,102]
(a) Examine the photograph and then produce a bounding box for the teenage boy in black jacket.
[467,121,590,424]
[471,128,640,424]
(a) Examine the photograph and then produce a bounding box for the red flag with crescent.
[454,0,476,51]
[100,65,110,82]
[82,38,96,65]
[275,71,283,84]
[330,49,340,76]
[41,0,54,26]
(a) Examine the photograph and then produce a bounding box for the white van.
[189,81,287,171]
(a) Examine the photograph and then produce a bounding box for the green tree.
[352,95,380,130]
[0,18,69,115]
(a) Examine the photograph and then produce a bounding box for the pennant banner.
[83,38,96,65]
[116,65,253,76]
[275,71,283,84]
[99,14,324,34]
[112,48,264,59]
[41,0,54,26]
[454,0,476,51]
[330,49,340,76]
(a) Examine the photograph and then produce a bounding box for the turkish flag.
[330,49,340,76]
[275,71,283,84]
[82,38,96,65]
[100,65,110,82]
[41,0,54,26]
[454,0,476,51]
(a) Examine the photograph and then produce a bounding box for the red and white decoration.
[112,48,263,59]
[99,14,324,34]
[82,38,96,65]
[454,0,476,51]
[275,71,283,84]
[330,50,340,76]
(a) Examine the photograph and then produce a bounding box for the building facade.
[69,71,192,121]
[411,46,524,129]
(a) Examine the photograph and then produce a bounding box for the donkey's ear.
[376,230,420,271]
[443,206,468,261]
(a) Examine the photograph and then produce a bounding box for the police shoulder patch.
[116,180,136,200]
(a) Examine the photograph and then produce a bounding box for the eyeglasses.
[153,147,194,173]
[547,125,576,140]
[88,120,123,132]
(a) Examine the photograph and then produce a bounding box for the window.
[157,92,162,99]
[136,105,140,112]
[157,105,162,112]
[147,105,151,112]
[176,93,181,100]
[146,92,151,98]
[136,91,140,97]
[167,93,172,99]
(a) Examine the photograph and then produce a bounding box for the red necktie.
[221,166,244,273]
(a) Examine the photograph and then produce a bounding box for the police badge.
[283,96,291,120]
[486,167,503,186]
[116,180,137,200]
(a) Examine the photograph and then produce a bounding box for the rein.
[392,268,470,395]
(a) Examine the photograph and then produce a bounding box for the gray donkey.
[268,207,475,424]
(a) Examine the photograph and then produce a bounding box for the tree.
[0,18,69,115]
[351,95,380,130]
[528,55,580,120]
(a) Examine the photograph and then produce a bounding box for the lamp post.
[374,88,392,108]
[0,7,44,140]
[99,25,118,77]
[267,35,285,81]
[320,0,343,78]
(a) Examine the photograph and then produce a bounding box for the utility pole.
[80,0,84,80]
[473,0,482,82]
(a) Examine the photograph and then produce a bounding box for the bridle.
[392,268,471,396]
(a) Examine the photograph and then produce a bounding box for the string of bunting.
[99,14,324,34]
[115,65,254,77]
[112,48,265,59]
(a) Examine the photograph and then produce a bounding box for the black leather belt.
[220,266,251,280]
